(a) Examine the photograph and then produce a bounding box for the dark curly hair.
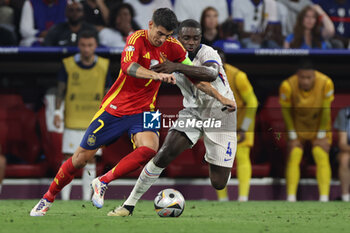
[109,3,140,33]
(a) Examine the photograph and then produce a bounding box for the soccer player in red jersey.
[30,8,199,216]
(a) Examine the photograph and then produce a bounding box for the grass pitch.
[1,200,350,233]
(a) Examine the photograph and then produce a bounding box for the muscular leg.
[209,163,232,190]
[122,130,192,208]
[44,147,98,202]
[312,138,331,202]
[61,153,73,201]
[338,152,350,201]
[236,146,252,201]
[153,130,192,167]
[99,131,159,184]
[286,139,303,202]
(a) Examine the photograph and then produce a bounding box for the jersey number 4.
[226,142,232,157]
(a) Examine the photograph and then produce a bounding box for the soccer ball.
[154,188,185,217]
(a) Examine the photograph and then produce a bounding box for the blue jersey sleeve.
[285,34,294,43]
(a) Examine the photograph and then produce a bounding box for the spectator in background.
[216,48,258,202]
[174,0,229,25]
[82,0,109,29]
[233,0,283,48]
[99,3,140,48]
[123,0,172,29]
[213,20,241,51]
[0,145,6,194]
[276,0,313,37]
[318,0,350,48]
[334,106,350,201]
[0,0,15,26]
[19,0,66,46]
[279,59,334,202]
[54,30,111,200]
[284,5,335,49]
[44,1,97,46]
[200,7,220,46]
[0,0,17,45]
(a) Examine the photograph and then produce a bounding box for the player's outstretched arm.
[127,62,176,84]
[152,55,218,82]
[195,81,236,112]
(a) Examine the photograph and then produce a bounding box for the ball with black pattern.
[154,188,185,217]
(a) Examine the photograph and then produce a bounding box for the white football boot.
[30,198,52,216]
[107,205,133,217]
[91,178,108,208]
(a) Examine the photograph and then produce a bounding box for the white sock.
[82,163,96,201]
[61,182,72,200]
[238,196,248,202]
[124,160,164,206]
[342,194,350,202]
[319,195,329,202]
[287,194,296,202]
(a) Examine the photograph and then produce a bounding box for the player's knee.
[0,155,6,168]
[338,152,350,168]
[153,145,175,168]
[211,179,227,190]
[72,147,96,168]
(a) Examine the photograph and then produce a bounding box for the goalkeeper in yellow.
[279,60,334,202]
[216,49,258,202]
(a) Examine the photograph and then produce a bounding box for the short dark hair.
[152,8,178,31]
[220,20,238,38]
[298,58,314,70]
[78,30,98,43]
[178,19,201,33]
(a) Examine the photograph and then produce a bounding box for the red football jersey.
[100,30,187,117]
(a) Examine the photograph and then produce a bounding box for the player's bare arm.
[53,81,66,128]
[195,81,236,112]
[152,54,218,82]
[127,62,176,84]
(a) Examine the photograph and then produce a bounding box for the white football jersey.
[175,44,234,119]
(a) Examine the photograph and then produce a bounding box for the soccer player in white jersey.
[104,19,237,216]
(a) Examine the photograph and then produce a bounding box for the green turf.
[1,200,350,233]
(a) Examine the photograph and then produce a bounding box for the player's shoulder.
[165,36,185,48]
[126,30,147,44]
[198,44,221,61]
[280,77,293,91]
[315,70,332,82]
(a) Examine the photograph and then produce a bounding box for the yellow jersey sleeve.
[235,71,258,131]
[323,78,334,102]
[279,80,292,107]
[235,71,253,97]
[318,77,334,136]
[279,80,295,134]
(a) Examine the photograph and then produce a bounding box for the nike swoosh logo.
[224,158,232,161]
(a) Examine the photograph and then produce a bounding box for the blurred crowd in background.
[0,0,349,49]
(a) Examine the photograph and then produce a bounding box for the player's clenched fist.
[154,73,176,84]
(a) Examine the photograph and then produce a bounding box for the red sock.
[99,146,156,184]
[43,157,80,202]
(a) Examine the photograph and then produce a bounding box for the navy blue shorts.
[80,111,158,150]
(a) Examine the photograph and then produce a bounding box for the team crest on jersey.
[87,134,96,146]
[125,46,135,52]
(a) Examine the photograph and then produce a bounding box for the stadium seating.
[1,94,46,178]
